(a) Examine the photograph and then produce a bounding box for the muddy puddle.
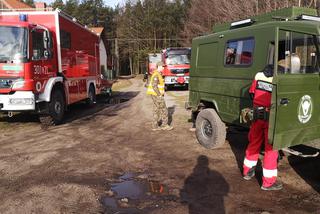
[106,98,130,105]
[101,172,169,213]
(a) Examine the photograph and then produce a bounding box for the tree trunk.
[115,38,119,77]
[154,28,157,51]
[137,44,140,74]
[129,55,133,76]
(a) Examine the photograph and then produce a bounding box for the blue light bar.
[19,14,28,22]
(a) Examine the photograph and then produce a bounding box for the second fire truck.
[161,47,191,89]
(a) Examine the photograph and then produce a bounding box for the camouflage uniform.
[150,71,169,128]
[146,67,172,130]
[151,95,168,128]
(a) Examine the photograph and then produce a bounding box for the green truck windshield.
[0,26,28,63]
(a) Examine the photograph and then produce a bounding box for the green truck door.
[270,30,320,149]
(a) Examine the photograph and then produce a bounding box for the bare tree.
[181,0,318,46]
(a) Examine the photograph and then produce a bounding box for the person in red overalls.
[242,65,283,191]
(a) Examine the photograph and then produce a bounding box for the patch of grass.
[0,120,9,130]
[166,91,188,107]
[112,79,133,91]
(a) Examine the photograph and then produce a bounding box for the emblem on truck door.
[298,95,312,124]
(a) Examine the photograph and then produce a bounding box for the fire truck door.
[31,29,54,94]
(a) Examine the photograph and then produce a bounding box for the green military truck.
[188,7,320,153]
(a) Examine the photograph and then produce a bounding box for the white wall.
[99,40,107,73]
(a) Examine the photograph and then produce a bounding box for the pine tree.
[24,0,34,7]
[64,0,79,18]
[50,0,65,10]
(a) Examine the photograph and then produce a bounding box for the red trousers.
[243,119,278,187]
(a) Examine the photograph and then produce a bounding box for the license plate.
[176,74,184,76]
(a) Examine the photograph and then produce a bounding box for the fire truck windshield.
[0,26,28,63]
[165,54,190,65]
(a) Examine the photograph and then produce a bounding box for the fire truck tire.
[195,108,226,149]
[40,89,65,126]
[87,85,96,106]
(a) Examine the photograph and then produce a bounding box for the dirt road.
[0,77,319,213]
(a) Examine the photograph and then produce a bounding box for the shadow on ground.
[226,126,249,173]
[63,91,139,124]
[0,91,140,126]
[287,145,320,193]
[180,155,229,214]
[166,85,188,91]
[168,105,176,126]
[227,126,264,184]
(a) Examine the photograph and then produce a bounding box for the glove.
[240,108,253,124]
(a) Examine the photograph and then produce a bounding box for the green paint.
[189,7,320,149]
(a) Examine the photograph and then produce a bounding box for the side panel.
[58,14,100,104]
[189,26,275,124]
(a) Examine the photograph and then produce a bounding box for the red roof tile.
[1,0,32,9]
[90,27,104,36]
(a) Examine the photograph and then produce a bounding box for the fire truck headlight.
[9,98,34,105]
[11,79,25,89]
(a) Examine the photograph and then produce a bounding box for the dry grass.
[166,90,189,107]
[112,79,133,91]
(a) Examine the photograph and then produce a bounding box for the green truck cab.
[188,7,320,151]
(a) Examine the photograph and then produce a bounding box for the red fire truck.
[0,9,112,125]
[162,47,191,88]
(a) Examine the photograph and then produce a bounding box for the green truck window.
[224,38,254,66]
[278,31,320,74]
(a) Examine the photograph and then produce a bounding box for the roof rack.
[230,18,255,28]
[272,16,291,21]
[213,7,318,33]
[297,14,320,22]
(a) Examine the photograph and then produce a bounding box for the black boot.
[261,181,283,191]
[243,167,255,180]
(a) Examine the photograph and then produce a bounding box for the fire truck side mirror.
[43,31,49,50]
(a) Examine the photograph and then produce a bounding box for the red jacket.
[249,72,273,107]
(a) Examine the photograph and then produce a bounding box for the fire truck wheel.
[40,89,65,126]
[195,108,226,149]
[87,85,96,106]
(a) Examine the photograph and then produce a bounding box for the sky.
[38,0,122,8]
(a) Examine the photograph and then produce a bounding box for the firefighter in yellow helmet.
[147,61,173,131]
